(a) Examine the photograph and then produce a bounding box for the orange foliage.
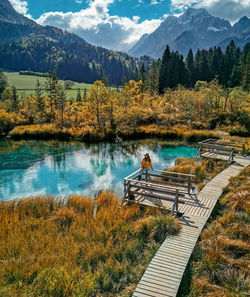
[0,192,180,297]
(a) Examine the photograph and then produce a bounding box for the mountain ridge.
[129,8,250,58]
[0,0,151,84]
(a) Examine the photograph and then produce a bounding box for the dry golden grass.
[0,191,180,297]
[167,158,228,190]
[190,166,250,297]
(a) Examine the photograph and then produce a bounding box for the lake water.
[0,139,198,201]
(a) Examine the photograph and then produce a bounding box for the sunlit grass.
[9,123,221,143]
[0,191,181,297]
[190,166,250,297]
[166,158,228,191]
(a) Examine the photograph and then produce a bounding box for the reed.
[190,166,250,297]
[9,123,220,143]
[0,191,181,297]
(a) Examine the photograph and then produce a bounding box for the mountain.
[0,0,150,84]
[129,8,250,58]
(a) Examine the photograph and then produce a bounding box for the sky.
[9,0,250,52]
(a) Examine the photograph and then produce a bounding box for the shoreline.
[7,124,220,143]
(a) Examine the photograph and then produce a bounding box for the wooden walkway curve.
[133,156,250,297]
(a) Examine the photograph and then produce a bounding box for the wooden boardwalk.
[133,156,250,297]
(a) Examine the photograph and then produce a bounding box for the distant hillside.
[0,0,151,84]
[129,8,250,58]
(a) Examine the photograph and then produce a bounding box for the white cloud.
[9,0,29,15]
[36,0,162,51]
[171,0,250,23]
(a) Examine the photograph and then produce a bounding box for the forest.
[0,41,249,141]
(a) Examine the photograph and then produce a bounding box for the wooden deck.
[132,156,250,297]
[196,138,246,163]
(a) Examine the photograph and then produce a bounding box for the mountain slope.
[0,0,149,84]
[129,8,250,58]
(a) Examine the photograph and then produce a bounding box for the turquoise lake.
[0,139,198,201]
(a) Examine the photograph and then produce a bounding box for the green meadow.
[2,69,92,99]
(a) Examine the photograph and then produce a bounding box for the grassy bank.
[0,192,181,297]
[167,157,228,191]
[2,69,92,99]
[178,165,250,297]
[9,124,220,143]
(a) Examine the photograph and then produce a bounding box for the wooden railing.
[196,138,246,163]
[123,169,196,215]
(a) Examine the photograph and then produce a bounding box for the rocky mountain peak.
[0,0,12,8]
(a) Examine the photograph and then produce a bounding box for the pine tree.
[44,70,59,114]
[0,70,7,99]
[185,49,195,86]
[57,85,66,127]
[240,43,250,91]
[159,45,171,93]
[35,79,45,113]
[224,40,238,86]
[139,63,147,93]
[83,88,87,101]
[12,86,19,111]
[147,61,159,95]
[76,88,81,102]
[211,47,224,84]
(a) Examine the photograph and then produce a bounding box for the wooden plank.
[132,156,250,297]
[130,191,185,204]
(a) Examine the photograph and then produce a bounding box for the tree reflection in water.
[0,139,197,200]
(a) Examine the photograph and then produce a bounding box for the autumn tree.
[87,81,109,130]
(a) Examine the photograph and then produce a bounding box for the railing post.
[124,180,127,200]
[128,181,131,199]
[176,189,179,213]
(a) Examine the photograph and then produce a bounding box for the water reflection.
[0,139,198,200]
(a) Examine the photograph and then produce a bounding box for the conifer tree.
[83,88,87,101]
[159,45,171,93]
[147,61,159,95]
[185,49,195,86]
[76,88,81,102]
[57,85,66,127]
[11,86,19,111]
[139,63,147,93]
[240,43,250,91]
[35,79,45,113]
[0,70,7,100]
[44,70,59,114]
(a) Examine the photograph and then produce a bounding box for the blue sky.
[14,0,172,21]
[9,0,250,52]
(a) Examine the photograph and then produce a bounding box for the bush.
[229,126,249,137]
